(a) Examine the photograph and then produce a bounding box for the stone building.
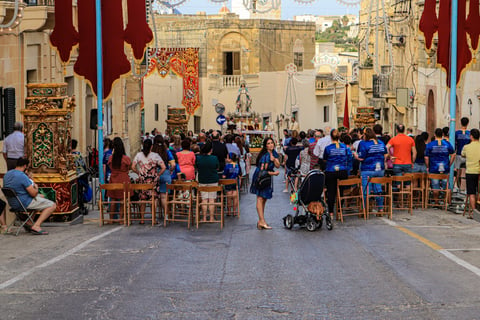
[358,0,480,135]
[143,10,341,137]
[0,1,141,166]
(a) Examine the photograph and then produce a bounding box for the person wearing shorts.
[195,141,219,222]
[461,128,480,218]
[425,128,455,205]
[3,158,56,235]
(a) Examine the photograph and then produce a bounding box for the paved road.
[1,170,480,319]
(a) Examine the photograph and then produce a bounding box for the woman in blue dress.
[250,137,280,229]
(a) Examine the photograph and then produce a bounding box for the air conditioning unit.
[391,35,406,46]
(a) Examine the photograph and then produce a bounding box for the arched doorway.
[427,90,435,135]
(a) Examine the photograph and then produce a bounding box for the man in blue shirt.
[425,128,455,202]
[3,158,56,235]
[454,117,470,189]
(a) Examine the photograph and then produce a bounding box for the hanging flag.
[343,84,350,129]
[50,0,153,100]
[419,0,480,87]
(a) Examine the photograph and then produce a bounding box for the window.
[105,100,113,135]
[154,104,159,121]
[323,105,329,122]
[223,52,240,75]
[194,116,201,134]
[26,70,38,83]
[294,52,303,71]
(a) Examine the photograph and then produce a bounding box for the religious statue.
[236,82,252,113]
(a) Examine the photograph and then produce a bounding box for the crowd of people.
[280,117,479,219]
[3,117,478,235]
[104,130,252,224]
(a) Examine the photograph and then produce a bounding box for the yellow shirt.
[461,140,480,174]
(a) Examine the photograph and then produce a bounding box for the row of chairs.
[99,179,240,229]
[334,173,451,222]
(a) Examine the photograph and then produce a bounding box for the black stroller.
[283,168,333,231]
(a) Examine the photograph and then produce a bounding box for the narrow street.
[1,169,480,319]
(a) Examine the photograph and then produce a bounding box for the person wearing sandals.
[3,158,56,235]
[461,128,480,219]
[250,137,280,230]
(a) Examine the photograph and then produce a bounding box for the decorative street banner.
[146,48,200,115]
[420,0,480,87]
[50,0,153,99]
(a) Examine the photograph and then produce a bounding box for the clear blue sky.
[176,0,357,20]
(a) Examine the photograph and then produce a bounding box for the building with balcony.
[143,11,322,134]
[0,0,141,162]
[358,0,480,135]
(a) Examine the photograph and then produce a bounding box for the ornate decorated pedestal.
[21,83,79,221]
[166,106,189,135]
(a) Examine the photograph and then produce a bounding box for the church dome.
[219,5,230,14]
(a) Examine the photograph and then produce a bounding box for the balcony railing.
[208,74,259,90]
[221,75,243,88]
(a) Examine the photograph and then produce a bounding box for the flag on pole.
[343,84,350,129]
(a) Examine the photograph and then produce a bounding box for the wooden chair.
[98,183,127,226]
[239,175,250,193]
[336,177,365,222]
[218,179,240,218]
[165,183,194,228]
[425,173,451,211]
[391,174,413,215]
[366,177,393,219]
[411,173,427,209]
[127,183,156,226]
[195,185,224,229]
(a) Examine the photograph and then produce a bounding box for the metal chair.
[127,183,156,226]
[391,174,413,215]
[425,173,451,211]
[218,179,240,218]
[98,183,127,226]
[366,177,393,219]
[1,187,37,236]
[195,185,224,229]
[336,177,365,222]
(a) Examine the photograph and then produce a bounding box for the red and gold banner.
[50,0,153,100]
[419,0,480,87]
[146,48,200,115]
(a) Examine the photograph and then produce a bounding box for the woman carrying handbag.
[250,137,280,230]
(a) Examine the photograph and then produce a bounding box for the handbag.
[255,169,272,190]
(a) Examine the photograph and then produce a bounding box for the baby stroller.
[283,168,333,232]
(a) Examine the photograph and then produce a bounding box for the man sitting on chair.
[3,158,56,235]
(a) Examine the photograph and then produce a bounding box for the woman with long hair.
[152,135,176,215]
[132,139,166,223]
[250,137,280,229]
[413,133,428,173]
[107,137,131,222]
